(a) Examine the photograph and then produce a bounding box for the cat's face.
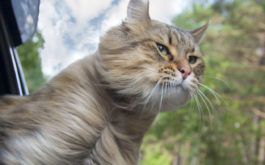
[97,0,208,112]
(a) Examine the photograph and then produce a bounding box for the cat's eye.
[188,56,198,64]
[157,43,169,55]
[156,43,173,60]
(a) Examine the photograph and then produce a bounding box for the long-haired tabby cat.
[0,0,208,164]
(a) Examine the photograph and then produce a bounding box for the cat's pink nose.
[179,67,191,79]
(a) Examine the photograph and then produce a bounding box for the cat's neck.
[110,107,157,141]
[104,107,156,164]
[91,54,158,163]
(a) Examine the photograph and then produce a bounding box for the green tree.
[17,31,47,93]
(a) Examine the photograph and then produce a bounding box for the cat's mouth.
[150,78,197,112]
[158,82,183,89]
[157,76,199,93]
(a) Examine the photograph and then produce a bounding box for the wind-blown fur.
[0,0,208,164]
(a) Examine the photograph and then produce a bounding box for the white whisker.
[199,83,223,103]
[198,89,215,113]
[194,93,203,120]
[159,82,165,112]
[203,75,230,88]
[144,77,162,105]
[188,92,197,109]
[197,90,213,123]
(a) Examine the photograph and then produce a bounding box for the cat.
[0,0,208,164]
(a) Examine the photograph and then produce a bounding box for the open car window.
[0,0,40,95]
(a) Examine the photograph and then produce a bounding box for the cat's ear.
[126,0,151,24]
[190,21,209,43]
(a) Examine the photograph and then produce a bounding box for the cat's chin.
[146,85,193,113]
[160,86,192,112]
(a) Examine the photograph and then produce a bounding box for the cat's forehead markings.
[168,31,172,45]
[178,31,195,49]
[169,28,193,49]
[165,25,178,44]
[150,23,195,51]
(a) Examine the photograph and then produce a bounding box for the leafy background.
[18,0,265,164]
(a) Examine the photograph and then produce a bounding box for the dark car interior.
[0,0,40,96]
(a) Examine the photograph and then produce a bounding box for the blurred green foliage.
[17,31,47,93]
[141,0,265,165]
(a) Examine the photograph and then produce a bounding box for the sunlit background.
[38,0,188,76]
[18,0,265,164]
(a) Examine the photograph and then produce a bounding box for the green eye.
[157,43,169,56]
[188,56,198,64]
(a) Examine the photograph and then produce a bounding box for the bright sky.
[38,0,188,77]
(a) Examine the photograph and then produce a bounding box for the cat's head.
[97,0,208,112]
